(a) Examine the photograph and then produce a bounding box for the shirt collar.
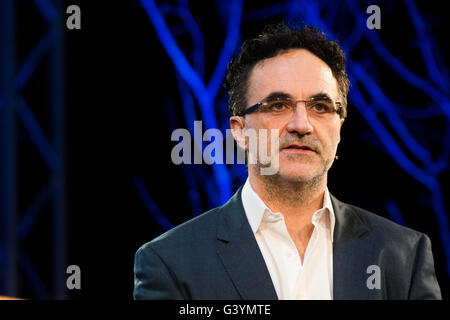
[241,178,336,242]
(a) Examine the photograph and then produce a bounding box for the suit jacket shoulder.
[331,197,442,299]
[343,201,423,247]
[134,195,255,299]
[140,205,222,253]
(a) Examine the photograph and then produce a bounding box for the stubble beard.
[253,152,332,206]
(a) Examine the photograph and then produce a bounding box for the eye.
[267,100,291,112]
[311,102,333,113]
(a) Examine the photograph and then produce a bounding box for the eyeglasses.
[238,97,343,118]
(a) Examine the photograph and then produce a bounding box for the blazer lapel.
[216,187,278,300]
[331,195,375,300]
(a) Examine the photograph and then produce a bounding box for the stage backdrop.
[0,0,448,299]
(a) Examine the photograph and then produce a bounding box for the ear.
[229,116,247,151]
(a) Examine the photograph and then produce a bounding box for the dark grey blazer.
[134,187,442,300]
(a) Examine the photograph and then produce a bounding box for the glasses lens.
[262,100,293,113]
[307,100,335,114]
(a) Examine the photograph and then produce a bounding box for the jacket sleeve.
[133,244,185,300]
[408,234,442,300]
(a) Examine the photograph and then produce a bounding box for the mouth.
[281,144,316,154]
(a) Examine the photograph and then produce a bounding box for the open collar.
[241,178,336,241]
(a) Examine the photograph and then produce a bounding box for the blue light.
[134,177,175,230]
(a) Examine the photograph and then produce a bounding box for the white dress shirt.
[241,178,335,300]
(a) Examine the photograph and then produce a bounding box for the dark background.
[1,0,448,299]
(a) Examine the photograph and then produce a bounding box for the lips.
[282,144,316,152]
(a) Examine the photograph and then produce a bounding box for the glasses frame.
[238,97,343,118]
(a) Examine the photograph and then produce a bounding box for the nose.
[285,102,313,135]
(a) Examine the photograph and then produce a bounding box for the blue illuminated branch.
[175,73,198,134]
[345,0,449,112]
[174,75,221,204]
[174,75,223,209]
[164,99,203,216]
[404,0,448,91]
[141,0,236,204]
[205,0,240,200]
[192,165,220,207]
[351,62,433,166]
[140,3,232,206]
[174,58,233,202]
[134,177,175,230]
[141,0,242,131]
[207,0,243,100]
[32,0,57,23]
[366,31,449,110]
[349,77,436,190]
[385,201,407,226]
[177,0,205,78]
[140,0,214,129]
[342,25,365,53]
[211,162,232,205]
[158,2,177,16]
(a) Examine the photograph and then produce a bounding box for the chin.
[276,155,328,181]
[276,166,322,183]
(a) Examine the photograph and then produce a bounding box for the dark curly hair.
[225,23,349,118]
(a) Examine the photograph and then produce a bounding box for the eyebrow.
[310,92,333,102]
[263,91,293,101]
[262,91,334,102]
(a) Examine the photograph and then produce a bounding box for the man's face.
[238,49,344,182]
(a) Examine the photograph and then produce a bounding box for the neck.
[248,169,327,221]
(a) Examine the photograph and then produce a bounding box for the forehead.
[247,49,339,103]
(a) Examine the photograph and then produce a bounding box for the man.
[134,24,441,299]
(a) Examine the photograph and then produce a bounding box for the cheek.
[318,124,341,153]
[252,115,278,129]
[246,116,281,139]
[329,128,342,151]
[245,117,282,156]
